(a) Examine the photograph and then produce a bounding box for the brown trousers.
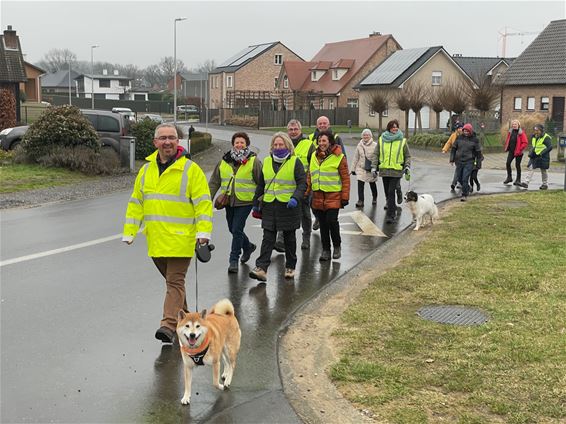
[151,257,191,331]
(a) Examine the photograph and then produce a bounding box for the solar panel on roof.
[218,46,256,67]
[230,43,274,66]
[360,47,429,85]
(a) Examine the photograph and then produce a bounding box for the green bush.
[408,133,449,148]
[37,146,120,175]
[130,117,159,159]
[0,149,15,165]
[22,105,99,161]
[190,131,212,155]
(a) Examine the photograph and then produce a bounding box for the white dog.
[405,190,439,231]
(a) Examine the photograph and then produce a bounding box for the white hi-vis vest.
[123,150,213,257]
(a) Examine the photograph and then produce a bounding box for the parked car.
[177,105,199,114]
[0,125,29,150]
[139,114,164,124]
[0,109,130,154]
[112,107,136,122]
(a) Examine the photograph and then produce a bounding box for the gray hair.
[287,119,302,130]
[361,128,373,137]
[271,132,295,154]
[154,123,178,139]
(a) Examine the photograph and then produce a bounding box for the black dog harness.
[188,345,209,366]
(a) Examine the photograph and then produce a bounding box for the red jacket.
[504,129,528,157]
[307,144,350,211]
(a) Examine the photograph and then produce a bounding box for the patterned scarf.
[230,147,251,164]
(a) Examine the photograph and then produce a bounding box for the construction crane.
[498,27,540,57]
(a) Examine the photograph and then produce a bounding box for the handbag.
[361,145,373,171]
[214,176,234,210]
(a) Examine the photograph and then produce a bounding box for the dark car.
[0,109,130,153]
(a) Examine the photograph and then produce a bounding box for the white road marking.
[0,234,123,267]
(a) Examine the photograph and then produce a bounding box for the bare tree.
[428,87,445,130]
[404,82,427,135]
[192,59,217,74]
[37,48,77,72]
[159,56,187,84]
[443,80,470,117]
[470,72,501,119]
[367,89,392,132]
[144,64,165,88]
[396,90,411,134]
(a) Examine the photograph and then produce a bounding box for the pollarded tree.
[428,87,445,130]
[404,82,427,135]
[470,72,501,119]
[367,89,392,132]
[396,90,411,134]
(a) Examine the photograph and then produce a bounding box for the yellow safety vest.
[378,136,406,171]
[309,153,344,192]
[219,156,256,202]
[531,133,550,155]
[294,137,314,171]
[123,151,213,257]
[262,156,298,203]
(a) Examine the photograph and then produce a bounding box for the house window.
[541,96,549,111]
[283,76,288,89]
[311,71,316,82]
[319,98,324,109]
[382,109,389,117]
[527,97,535,111]
[274,54,282,65]
[513,97,522,110]
[99,79,110,88]
[119,80,129,87]
[329,99,335,109]
[347,98,358,108]
[226,75,233,88]
[333,69,339,80]
[369,105,375,117]
[432,71,442,86]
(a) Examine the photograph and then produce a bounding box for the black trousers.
[312,208,341,251]
[357,180,377,202]
[382,177,401,218]
[470,169,480,189]
[506,152,523,181]
[256,228,297,270]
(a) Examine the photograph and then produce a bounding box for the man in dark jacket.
[519,124,553,190]
[450,123,483,201]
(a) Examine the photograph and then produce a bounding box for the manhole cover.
[417,305,489,325]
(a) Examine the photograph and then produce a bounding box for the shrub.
[225,116,258,127]
[0,149,15,165]
[0,86,17,131]
[22,105,99,161]
[189,131,212,155]
[408,133,449,148]
[130,117,159,159]
[499,112,546,143]
[37,146,120,175]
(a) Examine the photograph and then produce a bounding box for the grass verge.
[0,164,95,193]
[330,191,566,423]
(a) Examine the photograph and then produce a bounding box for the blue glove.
[287,197,298,208]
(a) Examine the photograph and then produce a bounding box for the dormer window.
[283,75,288,89]
[331,69,347,81]
[311,70,325,81]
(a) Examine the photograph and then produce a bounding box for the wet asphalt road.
[1,126,564,423]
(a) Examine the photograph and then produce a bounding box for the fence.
[43,95,174,114]
[257,107,359,128]
[19,102,50,124]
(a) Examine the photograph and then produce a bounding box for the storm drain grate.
[417,305,489,326]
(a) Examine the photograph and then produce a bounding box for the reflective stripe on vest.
[263,156,298,203]
[309,153,343,192]
[295,138,314,170]
[378,136,405,171]
[219,157,257,201]
[532,134,550,155]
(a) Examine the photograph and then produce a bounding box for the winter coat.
[307,144,350,211]
[372,135,412,178]
[504,129,528,157]
[450,133,483,166]
[351,139,378,183]
[253,155,306,231]
[442,131,459,153]
[528,133,553,170]
[208,150,262,207]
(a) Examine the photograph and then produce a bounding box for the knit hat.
[463,123,473,133]
[455,122,464,129]
[534,124,544,132]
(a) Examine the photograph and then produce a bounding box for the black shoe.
[240,243,256,263]
[301,237,310,250]
[273,241,285,253]
[312,219,320,231]
[383,205,388,210]
[228,261,238,273]
[450,184,455,192]
[470,186,474,193]
[155,326,176,344]
[372,197,377,205]
[332,246,341,259]
[539,184,548,190]
[503,177,512,185]
[513,180,521,186]
[355,200,364,208]
[476,182,481,191]
[518,182,528,189]
[319,250,331,261]
[460,196,467,202]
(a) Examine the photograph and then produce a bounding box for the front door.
[552,96,565,132]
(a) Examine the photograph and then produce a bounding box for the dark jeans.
[276,196,312,242]
[382,177,401,217]
[357,180,377,202]
[456,161,474,196]
[470,169,480,188]
[225,205,253,262]
[312,208,341,251]
[506,152,523,181]
[256,228,297,270]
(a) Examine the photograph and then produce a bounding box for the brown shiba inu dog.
[176,299,241,405]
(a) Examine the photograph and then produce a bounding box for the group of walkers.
[443,119,553,200]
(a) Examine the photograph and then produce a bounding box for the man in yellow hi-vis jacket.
[122,123,213,343]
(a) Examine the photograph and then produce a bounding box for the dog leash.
[194,258,199,311]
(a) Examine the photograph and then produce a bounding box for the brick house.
[356,46,476,131]
[276,33,401,110]
[500,19,566,132]
[0,25,27,128]
[209,41,303,109]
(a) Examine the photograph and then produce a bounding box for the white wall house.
[75,70,133,100]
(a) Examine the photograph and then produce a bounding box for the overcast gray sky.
[2,0,565,69]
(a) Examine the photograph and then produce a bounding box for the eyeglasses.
[156,135,178,141]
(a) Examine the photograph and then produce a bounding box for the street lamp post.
[173,17,187,125]
[90,45,99,109]
[68,60,72,105]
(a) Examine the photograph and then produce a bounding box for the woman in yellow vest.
[307,131,350,261]
[519,124,553,190]
[209,132,262,273]
[249,132,307,281]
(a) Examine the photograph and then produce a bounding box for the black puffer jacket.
[253,156,306,231]
[450,133,483,166]
[528,134,553,170]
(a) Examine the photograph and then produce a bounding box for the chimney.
[3,25,19,50]
[369,31,382,37]
[102,69,108,75]
[113,70,119,76]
